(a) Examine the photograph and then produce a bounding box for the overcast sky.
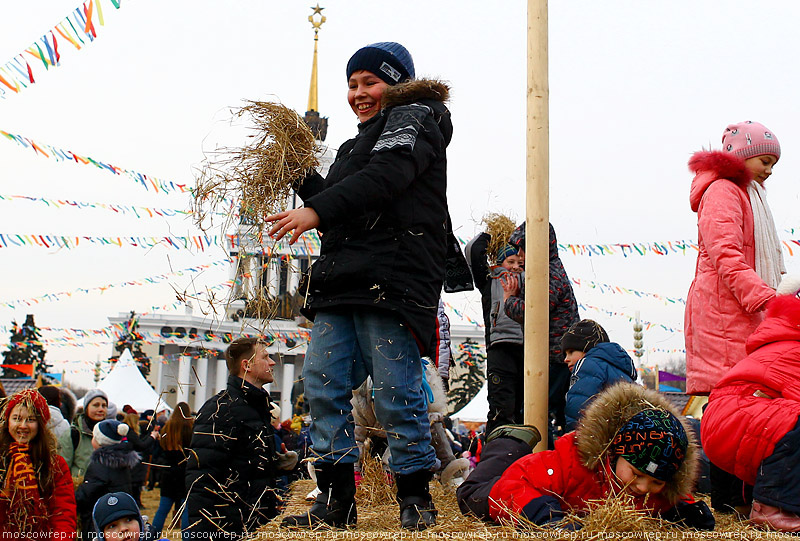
[2,1,800,387]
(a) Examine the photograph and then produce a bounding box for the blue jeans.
[303,308,437,475]
[151,496,189,536]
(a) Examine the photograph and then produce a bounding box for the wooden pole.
[524,0,550,453]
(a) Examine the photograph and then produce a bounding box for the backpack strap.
[71,425,81,450]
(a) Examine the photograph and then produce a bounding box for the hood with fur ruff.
[381,78,449,109]
[90,442,140,470]
[688,150,752,212]
[576,382,699,504]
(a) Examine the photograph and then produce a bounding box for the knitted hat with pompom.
[93,419,129,447]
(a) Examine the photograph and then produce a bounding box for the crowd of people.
[1,39,797,538]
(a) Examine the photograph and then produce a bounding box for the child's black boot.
[281,462,357,528]
[396,469,437,530]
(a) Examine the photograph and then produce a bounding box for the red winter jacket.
[488,433,674,522]
[488,384,699,524]
[702,295,800,485]
[684,151,775,395]
[0,454,77,535]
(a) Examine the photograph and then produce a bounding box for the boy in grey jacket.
[465,231,524,434]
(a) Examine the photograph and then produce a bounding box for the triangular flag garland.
[0,231,323,256]
[0,233,221,251]
[0,193,233,220]
[558,239,800,258]
[1,130,190,195]
[0,260,229,309]
[0,0,123,98]
[571,277,686,306]
[578,302,684,335]
[451,235,800,258]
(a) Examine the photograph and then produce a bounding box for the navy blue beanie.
[92,492,143,537]
[346,42,414,85]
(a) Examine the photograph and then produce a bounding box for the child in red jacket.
[702,277,800,532]
[457,382,714,530]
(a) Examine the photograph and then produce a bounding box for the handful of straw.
[481,213,517,260]
[193,100,320,231]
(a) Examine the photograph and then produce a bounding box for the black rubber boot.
[282,462,357,528]
[396,469,437,530]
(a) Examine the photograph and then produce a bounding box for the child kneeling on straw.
[456,382,715,530]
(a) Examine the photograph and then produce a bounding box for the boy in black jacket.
[268,42,452,530]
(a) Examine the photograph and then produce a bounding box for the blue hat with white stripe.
[346,42,415,85]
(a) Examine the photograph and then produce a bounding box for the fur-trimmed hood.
[576,382,699,504]
[381,78,450,109]
[47,405,70,440]
[688,150,752,212]
[89,442,140,470]
[746,294,800,354]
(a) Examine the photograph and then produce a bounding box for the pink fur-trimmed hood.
[688,150,751,212]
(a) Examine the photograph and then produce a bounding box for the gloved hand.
[662,500,715,530]
[276,443,299,471]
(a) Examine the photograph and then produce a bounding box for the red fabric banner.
[1,364,34,376]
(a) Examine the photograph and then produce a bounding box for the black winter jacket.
[159,449,189,501]
[125,428,156,485]
[297,79,453,353]
[185,376,278,536]
[75,441,140,535]
[465,232,493,345]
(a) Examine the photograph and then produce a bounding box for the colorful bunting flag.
[0,260,229,308]
[0,130,190,195]
[0,193,232,220]
[0,0,122,98]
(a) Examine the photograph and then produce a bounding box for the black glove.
[662,500,715,530]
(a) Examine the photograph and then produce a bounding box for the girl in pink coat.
[685,121,784,516]
[685,120,784,396]
[702,279,800,532]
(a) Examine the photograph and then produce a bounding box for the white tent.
[451,383,488,423]
[97,349,170,413]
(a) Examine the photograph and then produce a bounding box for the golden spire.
[307,4,326,113]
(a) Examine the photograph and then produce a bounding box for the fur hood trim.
[381,78,450,110]
[91,443,140,469]
[689,150,752,212]
[576,382,699,504]
[688,150,751,187]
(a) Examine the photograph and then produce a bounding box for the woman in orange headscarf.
[0,389,76,535]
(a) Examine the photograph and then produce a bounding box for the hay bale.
[481,213,517,261]
[193,100,320,231]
